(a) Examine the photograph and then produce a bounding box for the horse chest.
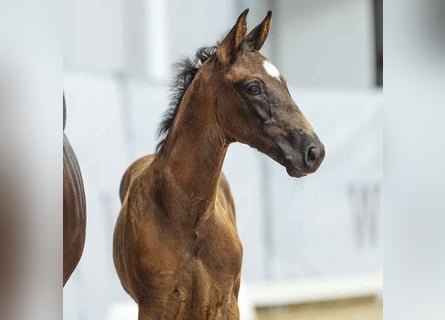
[153,214,243,281]
[193,218,243,276]
[137,213,242,315]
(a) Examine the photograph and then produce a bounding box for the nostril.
[307,147,317,163]
[305,146,320,167]
[302,141,324,172]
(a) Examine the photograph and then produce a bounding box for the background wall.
[63,1,382,319]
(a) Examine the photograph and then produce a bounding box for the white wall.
[275,0,375,88]
[64,0,124,73]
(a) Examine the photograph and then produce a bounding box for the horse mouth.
[263,144,308,178]
[285,165,306,178]
[267,146,307,178]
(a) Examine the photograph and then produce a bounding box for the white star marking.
[263,59,281,81]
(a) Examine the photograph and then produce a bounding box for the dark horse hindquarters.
[63,97,86,286]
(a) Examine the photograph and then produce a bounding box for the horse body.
[63,96,87,286]
[114,9,324,319]
[114,154,242,319]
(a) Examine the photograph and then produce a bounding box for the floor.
[256,297,382,320]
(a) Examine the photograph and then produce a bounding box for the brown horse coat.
[63,96,86,286]
[114,9,324,319]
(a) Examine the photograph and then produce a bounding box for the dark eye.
[246,83,261,95]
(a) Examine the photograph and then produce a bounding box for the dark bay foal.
[114,9,324,320]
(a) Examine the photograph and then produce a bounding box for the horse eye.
[246,83,261,95]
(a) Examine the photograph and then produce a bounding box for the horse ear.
[243,11,272,51]
[216,9,249,65]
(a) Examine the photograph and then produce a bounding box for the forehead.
[225,51,283,83]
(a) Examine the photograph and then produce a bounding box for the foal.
[114,10,324,319]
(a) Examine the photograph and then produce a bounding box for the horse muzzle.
[279,132,325,178]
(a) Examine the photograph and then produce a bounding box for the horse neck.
[158,76,228,208]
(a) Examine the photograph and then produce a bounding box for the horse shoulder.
[114,154,157,302]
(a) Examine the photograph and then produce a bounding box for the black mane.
[156,45,217,151]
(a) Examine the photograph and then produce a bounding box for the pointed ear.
[243,11,272,51]
[216,9,249,65]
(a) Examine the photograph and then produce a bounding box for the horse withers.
[114,9,324,319]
